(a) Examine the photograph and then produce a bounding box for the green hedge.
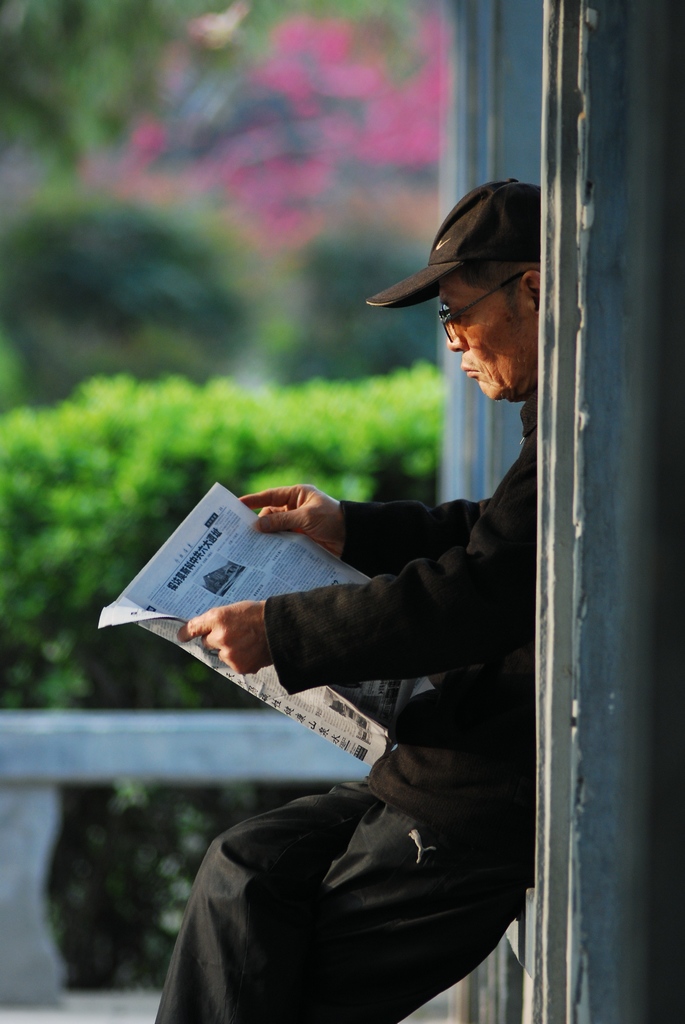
[0,363,442,711]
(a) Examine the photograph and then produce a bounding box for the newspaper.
[99,483,431,765]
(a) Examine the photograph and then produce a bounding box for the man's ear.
[522,269,541,314]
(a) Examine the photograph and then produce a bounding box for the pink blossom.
[87,12,446,247]
[317,63,383,99]
[130,118,168,160]
[272,17,354,64]
[250,57,315,104]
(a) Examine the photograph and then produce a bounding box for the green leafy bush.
[0,200,249,404]
[0,363,442,711]
[265,231,438,382]
[0,363,442,987]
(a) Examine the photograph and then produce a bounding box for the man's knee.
[193,786,376,906]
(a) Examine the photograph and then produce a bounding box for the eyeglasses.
[438,271,526,336]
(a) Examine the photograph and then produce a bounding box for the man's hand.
[177,601,271,675]
[240,485,345,557]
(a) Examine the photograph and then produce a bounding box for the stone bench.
[0,710,365,1006]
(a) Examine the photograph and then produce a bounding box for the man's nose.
[445,329,468,353]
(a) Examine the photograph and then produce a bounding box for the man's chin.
[477,381,505,401]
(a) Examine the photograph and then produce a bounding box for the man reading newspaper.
[155,180,540,1024]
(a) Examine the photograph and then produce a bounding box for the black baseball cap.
[366,179,541,308]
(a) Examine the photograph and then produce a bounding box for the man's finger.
[254,509,306,533]
[240,488,299,510]
[177,616,211,643]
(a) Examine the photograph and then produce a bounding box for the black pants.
[155,780,532,1024]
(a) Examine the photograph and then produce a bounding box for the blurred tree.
[0,0,416,165]
[0,322,25,408]
[267,230,437,381]
[0,199,249,402]
[0,4,442,401]
[90,10,443,247]
[0,0,207,162]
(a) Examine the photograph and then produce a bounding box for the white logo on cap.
[435,237,451,250]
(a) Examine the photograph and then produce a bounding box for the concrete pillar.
[440,0,543,503]
[0,786,64,1004]
[537,0,685,1020]
[565,3,637,1017]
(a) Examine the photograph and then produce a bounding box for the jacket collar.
[520,390,538,439]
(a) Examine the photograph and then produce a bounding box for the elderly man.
[155,179,541,1024]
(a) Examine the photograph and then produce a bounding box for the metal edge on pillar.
[534,2,583,1022]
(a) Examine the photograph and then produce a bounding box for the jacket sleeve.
[339,497,486,577]
[265,440,537,695]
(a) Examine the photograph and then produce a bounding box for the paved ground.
[0,994,160,1024]
[0,990,453,1023]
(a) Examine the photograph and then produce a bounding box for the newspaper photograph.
[99,483,430,765]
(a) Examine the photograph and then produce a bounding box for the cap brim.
[366,261,463,308]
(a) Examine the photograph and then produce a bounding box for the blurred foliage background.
[0,0,445,988]
[0,0,443,407]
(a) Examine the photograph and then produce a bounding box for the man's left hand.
[177,601,271,675]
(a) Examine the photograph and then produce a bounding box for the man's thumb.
[256,512,291,533]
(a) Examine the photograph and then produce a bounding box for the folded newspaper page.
[99,483,430,765]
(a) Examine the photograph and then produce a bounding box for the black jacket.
[265,392,538,846]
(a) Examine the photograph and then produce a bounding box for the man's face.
[438,267,540,402]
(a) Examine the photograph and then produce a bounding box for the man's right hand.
[240,485,346,557]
